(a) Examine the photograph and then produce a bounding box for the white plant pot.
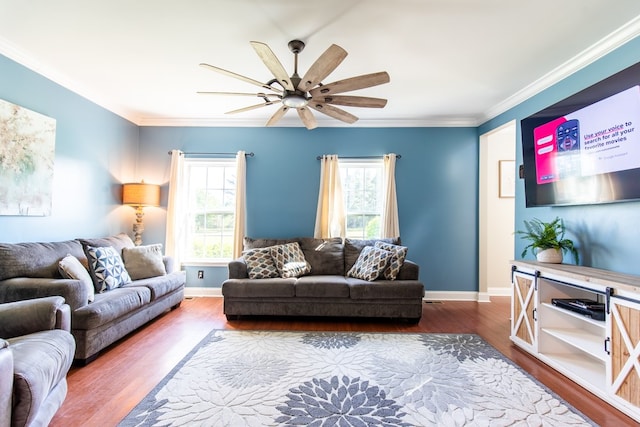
[536,248,563,263]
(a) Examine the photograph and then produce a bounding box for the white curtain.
[165,149,185,271]
[381,153,400,238]
[233,151,247,259]
[314,154,345,238]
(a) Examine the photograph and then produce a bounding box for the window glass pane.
[340,160,383,239]
[182,159,236,262]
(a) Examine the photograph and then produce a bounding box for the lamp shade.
[122,182,160,207]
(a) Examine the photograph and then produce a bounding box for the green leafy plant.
[516,217,578,263]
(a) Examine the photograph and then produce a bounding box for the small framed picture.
[499,160,515,198]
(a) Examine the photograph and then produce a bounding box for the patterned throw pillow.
[347,246,392,281]
[270,242,311,278]
[86,245,131,292]
[243,247,279,279]
[374,241,408,280]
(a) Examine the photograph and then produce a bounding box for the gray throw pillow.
[122,244,166,280]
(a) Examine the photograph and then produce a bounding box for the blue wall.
[2,33,639,292]
[137,126,478,290]
[0,55,139,243]
[479,35,640,276]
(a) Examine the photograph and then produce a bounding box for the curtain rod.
[167,151,254,157]
[316,154,401,160]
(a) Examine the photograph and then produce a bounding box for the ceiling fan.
[198,40,390,130]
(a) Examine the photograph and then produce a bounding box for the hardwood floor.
[50,296,636,426]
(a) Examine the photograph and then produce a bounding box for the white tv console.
[510,260,640,422]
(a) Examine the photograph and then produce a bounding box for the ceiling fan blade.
[199,63,283,93]
[309,72,390,97]
[197,91,280,99]
[311,95,387,108]
[297,107,318,130]
[250,41,295,91]
[225,101,278,115]
[308,102,358,124]
[266,105,290,126]
[298,44,348,92]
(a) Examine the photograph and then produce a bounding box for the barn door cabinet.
[510,260,640,422]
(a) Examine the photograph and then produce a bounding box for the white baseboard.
[424,291,480,302]
[488,286,511,297]
[184,287,222,298]
[185,288,506,302]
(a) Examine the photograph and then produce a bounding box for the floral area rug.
[119,330,594,426]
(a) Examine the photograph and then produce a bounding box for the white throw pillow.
[86,245,132,292]
[58,254,95,302]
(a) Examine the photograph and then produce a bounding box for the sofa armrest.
[0,339,11,427]
[396,260,420,281]
[163,256,175,273]
[227,258,249,279]
[0,296,70,338]
[0,277,88,311]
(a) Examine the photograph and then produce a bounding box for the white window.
[340,159,384,239]
[183,159,236,262]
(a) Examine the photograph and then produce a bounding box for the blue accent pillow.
[86,245,131,292]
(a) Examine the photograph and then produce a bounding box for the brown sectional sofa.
[222,237,425,321]
[0,233,185,364]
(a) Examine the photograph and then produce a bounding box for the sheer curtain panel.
[314,155,345,238]
[233,151,247,259]
[382,153,400,238]
[165,149,185,271]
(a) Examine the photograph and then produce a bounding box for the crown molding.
[480,15,640,124]
[136,116,480,128]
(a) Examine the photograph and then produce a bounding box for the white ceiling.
[1,1,640,128]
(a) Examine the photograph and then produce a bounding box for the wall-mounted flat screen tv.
[521,61,640,207]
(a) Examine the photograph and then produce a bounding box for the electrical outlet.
[197,270,204,279]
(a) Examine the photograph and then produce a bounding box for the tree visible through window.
[340,160,383,239]
[184,159,236,261]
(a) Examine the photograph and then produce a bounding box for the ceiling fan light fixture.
[282,93,308,108]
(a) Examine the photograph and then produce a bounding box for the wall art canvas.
[0,98,56,216]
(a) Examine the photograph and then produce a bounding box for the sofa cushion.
[298,237,344,276]
[344,238,400,273]
[79,233,135,256]
[222,278,296,298]
[122,271,185,300]
[122,244,166,280]
[295,275,350,298]
[271,242,311,278]
[243,237,296,251]
[0,240,84,281]
[347,246,392,281]
[243,247,279,279]
[85,246,132,293]
[58,254,95,302]
[374,241,408,280]
[72,286,151,330]
[347,278,425,299]
[8,329,75,427]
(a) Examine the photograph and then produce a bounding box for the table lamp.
[122,181,160,246]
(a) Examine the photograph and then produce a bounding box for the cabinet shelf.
[537,353,606,392]
[540,327,606,361]
[541,302,605,328]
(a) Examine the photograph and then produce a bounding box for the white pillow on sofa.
[58,254,95,302]
[347,246,392,281]
[86,245,132,292]
[122,244,166,280]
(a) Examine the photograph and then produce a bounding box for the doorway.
[479,121,516,301]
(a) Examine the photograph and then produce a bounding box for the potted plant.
[516,217,578,264]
